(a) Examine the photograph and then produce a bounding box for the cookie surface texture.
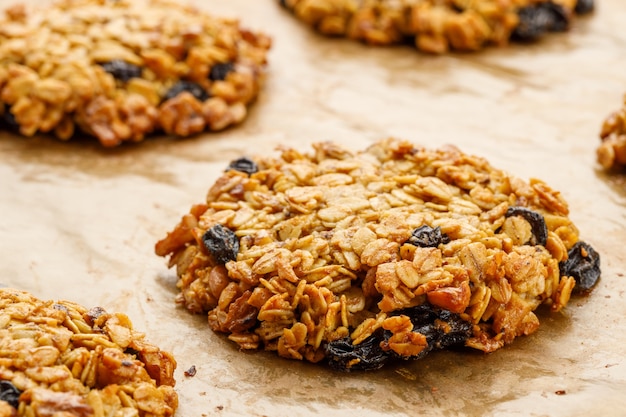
[0,289,178,416]
[279,0,594,54]
[597,94,626,171]
[155,139,600,371]
[0,0,271,146]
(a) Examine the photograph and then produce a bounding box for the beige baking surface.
[1,1,626,416]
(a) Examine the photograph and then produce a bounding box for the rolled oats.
[156,138,600,370]
[0,0,271,146]
[0,288,178,416]
[278,0,593,54]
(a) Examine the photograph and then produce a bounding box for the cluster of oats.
[156,139,597,368]
[597,94,626,171]
[0,289,178,417]
[0,0,271,146]
[279,0,586,53]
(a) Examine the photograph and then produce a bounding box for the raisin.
[99,60,142,82]
[0,380,21,409]
[385,304,472,360]
[559,241,601,293]
[542,2,570,32]
[202,224,239,264]
[226,157,258,176]
[209,62,235,81]
[163,81,210,102]
[451,3,464,13]
[2,110,19,132]
[124,347,140,357]
[505,206,548,247]
[575,0,594,14]
[325,331,390,372]
[430,309,473,349]
[325,305,472,371]
[512,2,570,41]
[406,225,450,248]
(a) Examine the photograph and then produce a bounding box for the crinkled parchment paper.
[1,1,626,416]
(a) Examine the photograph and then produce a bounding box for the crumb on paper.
[184,365,197,377]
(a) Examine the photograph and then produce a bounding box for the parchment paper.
[1,1,626,416]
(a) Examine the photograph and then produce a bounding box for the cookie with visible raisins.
[0,0,271,146]
[0,288,178,416]
[278,0,593,54]
[155,138,600,371]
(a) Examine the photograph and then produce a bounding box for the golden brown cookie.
[155,138,600,370]
[0,0,271,146]
[0,288,178,416]
[279,0,594,54]
[597,94,626,171]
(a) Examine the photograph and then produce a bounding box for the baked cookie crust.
[279,0,594,54]
[597,94,626,171]
[0,0,271,146]
[155,138,600,371]
[0,288,178,416]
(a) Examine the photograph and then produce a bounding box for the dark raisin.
[543,2,570,32]
[124,347,140,357]
[512,2,570,41]
[99,60,142,82]
[574,0,594,14]
[202,224,239,264]
[2,110,20,132]
[406,225,450,248]
[325,331,390,372]
[226,157,258,176]
[505,206,548,247]
[162,81,210,102]
[559,241,601,293]
[451,3,464,13]
[512,5,550,41]
[384,304,472,360]
[0,380,21,409]
[209,62,235,81]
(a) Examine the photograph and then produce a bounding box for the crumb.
[184,365,197,377]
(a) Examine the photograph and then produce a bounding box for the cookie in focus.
[156,138,600,370]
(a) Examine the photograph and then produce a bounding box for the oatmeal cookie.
[0,288,178,416]
[278,0,594,54]
[0,0,271,146]
[155,138,600,371]
[597,94,626,171]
